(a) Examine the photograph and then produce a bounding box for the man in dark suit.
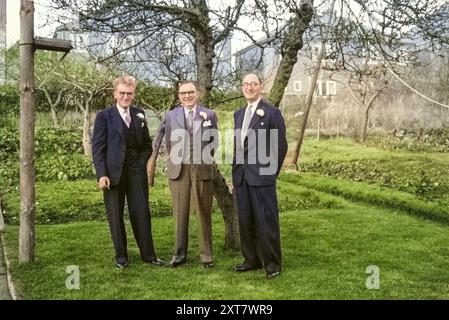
[165,81,218,268]
[232,73,288,278]
[92,76,164,268]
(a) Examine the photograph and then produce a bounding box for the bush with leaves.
[0,127,93,184]
[2,180,105,225]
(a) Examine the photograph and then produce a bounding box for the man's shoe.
[202,262,215,268]
[169,258,187,267]
[267,271,281,279]
[234,263,263,272]
[116,261,129,268]
[147,258,164,266]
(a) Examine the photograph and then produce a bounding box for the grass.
[294,137,449,206]
[3,196,449,299]
[3,131,449,299]
[281,172,449,224]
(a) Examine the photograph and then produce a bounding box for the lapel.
[111,106,124,139]
[130,106,143,146]
[248,100,265,130]
[235,108,245,130]
[173,106,186,130]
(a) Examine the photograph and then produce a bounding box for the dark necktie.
[187,110,194,133]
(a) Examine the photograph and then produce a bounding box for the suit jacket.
[232,99,287,187]
[165,105,218,180]
[92,105,153,186]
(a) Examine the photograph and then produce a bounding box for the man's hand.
[98,176,111,190]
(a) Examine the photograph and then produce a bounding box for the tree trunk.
[41,87,65,128]
[82,102,92,157]
[268,1,314,107]
[147,120,166,187]
[50,106,59,128]
[78,94,94,157]
[19,0,36,263]
[212,168,240,249]
[361,94,380,142]
[361,105,370,142]
[195,33,215,106]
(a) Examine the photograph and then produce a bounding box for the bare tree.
[60,61,115,156]
[343,64,390,142]
[35,52,68,127]
[40,54,117,156]
[51,0,245,104]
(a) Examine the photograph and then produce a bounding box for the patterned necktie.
[241,105,252,147]
[187,110,194,133]
[123,110,131,128]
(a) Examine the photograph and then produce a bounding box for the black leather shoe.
[267,271,281,279]
[234,263,263,272]
[147,258,164,266]
[169,258,187,267]
[116,261,129,268]
[202,262,215,268]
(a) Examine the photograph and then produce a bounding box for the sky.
[4,0,358,52]
[6,0,55,47]
[4,0,269,51]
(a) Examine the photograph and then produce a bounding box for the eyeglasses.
[179,90,196,96]
[116,91,134,97]
[241,82,260,88]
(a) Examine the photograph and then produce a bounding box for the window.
[327,81,336,95]
[293,81,302,92]
[315,81,336,96]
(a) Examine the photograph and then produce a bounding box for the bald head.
[241,73,262,103]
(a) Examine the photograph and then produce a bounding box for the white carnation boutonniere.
[199,111,208,120]
[136,112,146,127]
[203,120,212,127]
[256,109,265,117]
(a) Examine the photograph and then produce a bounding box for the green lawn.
[3,193,449,299]
[295,138,449,206]
[2,136,449,299]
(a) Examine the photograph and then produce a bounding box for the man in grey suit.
[165,81,218,268]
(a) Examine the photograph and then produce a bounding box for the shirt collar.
[247,98,261,110]
[116,104,130,115]
[183,105,197,117]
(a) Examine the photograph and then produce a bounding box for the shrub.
[277,182,346,211]
[368,128,449,153]
[2,180,105,225]
[2,178,174,225]
[0,127,84,155]
[36,154,95,182]
[0,127,93,189]
[0,84,20,110]
[0,153,18,192]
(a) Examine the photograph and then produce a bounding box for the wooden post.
[290,0,337,169]
[19,0,36,263]
[17,1,71,263]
